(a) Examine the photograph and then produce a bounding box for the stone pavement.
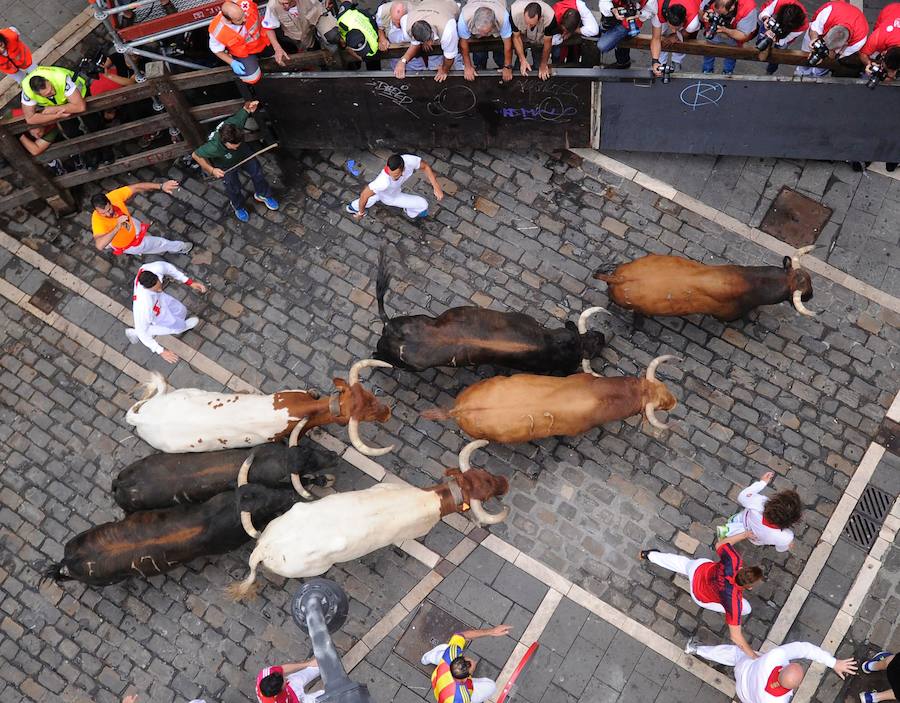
[0,0,85,51]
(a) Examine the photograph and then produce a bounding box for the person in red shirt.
[699,0,759,75]
[860,2,900,81]
[257,658,323,703]
[756,0,808,74]
[795,0,869,76]
[641,543,763,659]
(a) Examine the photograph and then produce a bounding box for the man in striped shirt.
[641,543,763,659]
[422,624,511,703]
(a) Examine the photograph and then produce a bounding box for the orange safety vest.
[0,28,32,75]
[208,0,270,57]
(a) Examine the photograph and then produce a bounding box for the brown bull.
[592,248,816,322]
[424,355,679,444]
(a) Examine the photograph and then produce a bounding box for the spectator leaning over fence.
[209,0,271,84]
[346,153,444,221]
[191,100,279,223]
[458,0,515,81]
[645,0,702,74]
[335,1,382,69]
[756,0,807,74]
[699,0,758,75]
[509,0,558,78]
[91,181,194,257]
[395,0,461,80]
[596,0,648,69]
[0,26,34,83]
[795,0,869,77]
[860,3,900,82]
[381,1,443,75]
[10,107,60,162]
[549,0,599,64]
[263,0,340,65]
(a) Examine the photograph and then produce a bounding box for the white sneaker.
[125,328,139,344]
[184,316,199,331]
[684,637,698,655]
[179,242,194,254]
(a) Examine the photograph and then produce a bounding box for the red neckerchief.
[761,516,778,529]
[764,666,791,696]
[133,268,161,316]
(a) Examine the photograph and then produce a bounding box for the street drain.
[28,279,65,315]
[759,186,833,247]
[843,485,893,550]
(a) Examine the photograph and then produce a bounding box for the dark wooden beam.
[191,99,246,122]
[147,63,206,148]
[53,141,192,190]
[36,113,172,163]
[0,124,74,214]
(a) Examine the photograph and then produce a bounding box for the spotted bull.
[227,441,509,599]
[592,248,816,322]
[423,355,680,444]
[374,252,608,374]
[125,359,394,456]
[44,456,296,586]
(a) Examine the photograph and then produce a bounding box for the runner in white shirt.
[346,153,444,220]
[685,639,856,703]
[127,261,207,364]
[716,471,803,553]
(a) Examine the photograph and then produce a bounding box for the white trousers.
[353,191,428,218]
[9,61,36,83]
[421,644,496,703]
[648,552,752,616]
[285,666,325,703]
[118,235,189,256]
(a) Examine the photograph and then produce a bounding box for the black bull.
[43,485,295,586]
[113,442,334,512]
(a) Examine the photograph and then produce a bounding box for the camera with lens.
[76,49,107,80]
[807,37,829,66]
[865,60,886,89]
[621,0,642,36]
[704,9,722,40]
[755,16,782,51]
[651,62,676,83]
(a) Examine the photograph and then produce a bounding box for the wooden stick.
[222,143,280,174]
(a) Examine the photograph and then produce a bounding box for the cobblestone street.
[1,143,899,703]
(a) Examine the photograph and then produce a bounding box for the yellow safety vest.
[22,66,86,107]
[338,9,379,56]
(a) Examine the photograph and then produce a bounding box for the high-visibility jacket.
[0,27,32,75]
[22,66,87,107]
[208,0,270,57]
[337,8,379,56]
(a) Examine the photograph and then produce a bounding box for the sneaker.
[345,202,360,215]
[233,206,250,222]
[860,692,877,703]
[684,637,698,655]
[887,162,898,172]
[639,549,659,561]
[702,69,713,74]
[722,71,733,76]
[862,652,893,673]
[254,193,279,211]
[179,241,194,254]
[411,209,429,220]
[184,316,199,331]
[125,328,139,344]
[716,525,729,540]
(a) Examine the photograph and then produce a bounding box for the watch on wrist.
[503,64,513,69]
[401,57,408,63]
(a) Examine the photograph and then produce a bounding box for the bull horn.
[578,306,611,377]
[791,245,816,269]
[644,402,671,430]
[237,450,260,539]
[348,417,395,456]
[458,440,509,526]
[646,354,680,382]
[792,290,816,317]
[287,418,314,499]
[348,358,393,386]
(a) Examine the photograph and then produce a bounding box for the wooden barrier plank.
[0,125,73,213]
[36,113,172,163]
[53,141,192,189]
[191,99,246,122]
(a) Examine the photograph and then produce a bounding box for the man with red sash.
[91,181,193,257]
[209,0,271,83]
[422,625,511,703]
[860,3,900,81]
[796,0,869,76]
[644,0,702,74]
[0,27,34,83]
[699,0,759,74]
[685,639,856,703]
[756,0,808,73]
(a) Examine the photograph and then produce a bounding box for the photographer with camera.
[795,0,868,77]
[859,3,900,86]
[645,0,702,75]
[699,0,758,75]
[596,0,648,69]
[755,0,807,74]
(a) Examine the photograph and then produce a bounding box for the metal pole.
[126,45,210,71]
[92,0,160,19]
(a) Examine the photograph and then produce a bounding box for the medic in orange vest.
[0,27,35,83]
[421,625,511,703]
[860,3,900,81]
[209,0,271,84]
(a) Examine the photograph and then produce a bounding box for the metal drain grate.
[843,485,893,550]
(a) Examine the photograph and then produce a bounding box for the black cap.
[346,28,369,53]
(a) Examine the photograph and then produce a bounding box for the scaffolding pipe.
[125,45,210,71]
[93,0,161,19]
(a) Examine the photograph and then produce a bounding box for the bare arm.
[512,33,530,73]
[539,36,553,78]
[728,625,757,659]
[650,25,663,72]
[23,103,68,125]
[18,133,51,157]
[103,72,136,87]
[501,36,513,80]
[715,532,749,550]
[419,161,443,200]
[93,219,129,251]
[64,90,87,114]
[280,658,317,676]
[458,625,511,640]
[353,185,375,220]
[460,38,476,79]
[191,152,225,178]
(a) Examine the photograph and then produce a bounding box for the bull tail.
[125,372,169,425]
[225,548,263,601]
[40,561,71,584]
[376,248,392,323]
[421,407,451,421]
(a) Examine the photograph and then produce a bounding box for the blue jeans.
[702,32,738,73]
[596,23,632,64]
[223,156,270,210]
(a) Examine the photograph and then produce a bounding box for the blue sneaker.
[345,202,359,215]
[254,193,279,211]
[412,209,428,220]
[233,206,250,222]
[860,692,877,703]
[862,652,893,673]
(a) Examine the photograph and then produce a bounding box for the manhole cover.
[394,601,472,678]
[843,485,893,550]
[28,280,65,315]
[759,187,833,247]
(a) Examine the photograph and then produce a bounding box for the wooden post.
[146,62,206,148]
[0,124,74,215]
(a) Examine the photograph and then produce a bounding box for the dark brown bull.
[592,248,816,322]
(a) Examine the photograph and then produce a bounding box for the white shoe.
[125,328,139,344]
[684,637,698,655]
[179,242,194,254]
[184,316,199,331]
